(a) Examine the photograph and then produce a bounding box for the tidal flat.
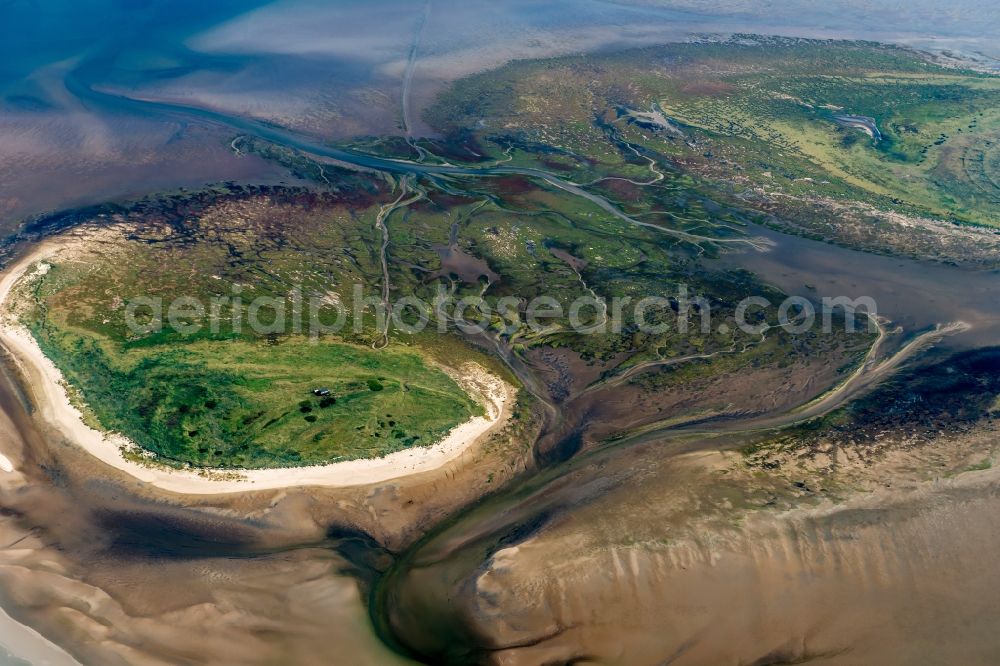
[1,4,1000,665]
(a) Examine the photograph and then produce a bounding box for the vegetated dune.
[4,28,1000,666]
[0,235,516,492]
[0,345,536,665]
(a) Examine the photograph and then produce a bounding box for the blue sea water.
[0,3,998,665]
[0,0,267,100]
[3,0,997,116]
[0,0,996,143]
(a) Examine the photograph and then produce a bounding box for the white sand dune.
[0,240,514,495]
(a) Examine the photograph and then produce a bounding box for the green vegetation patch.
[17,188,486,469]
[32,326,479,468]
[427,36,1000,233]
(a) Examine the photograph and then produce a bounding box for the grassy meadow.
[428,37,1000,230]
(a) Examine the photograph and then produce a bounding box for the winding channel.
[63,72,769,252]
[11,66,999,663]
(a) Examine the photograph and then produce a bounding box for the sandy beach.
[0,239,514,495]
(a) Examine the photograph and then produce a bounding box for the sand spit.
[0,238,514,495]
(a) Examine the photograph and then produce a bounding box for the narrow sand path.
[0,240,514,495]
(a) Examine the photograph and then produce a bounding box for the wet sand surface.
[479,465,1000,666]
[5,0,998,233]
[2,123,1000,666]
[712,224,1000,347]
[2,3,1000,663]
[374,224,1000,664]
[4,111,1000,666]
[0,337,532,664]
[0,605,79,666]
[380,411,1000,664]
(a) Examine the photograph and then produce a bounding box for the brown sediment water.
[0,354,414,664]
[712,223,1000,348]
[372,222,1000,664]
[6,190,1000,665]
[5,59,1000,665]
[376,407,1000,664]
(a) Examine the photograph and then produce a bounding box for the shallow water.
[713,224,1000,348]
[0,607,77,666]
[3,1,1000,664]
[0,352,419,665]
[3,0,999,233]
